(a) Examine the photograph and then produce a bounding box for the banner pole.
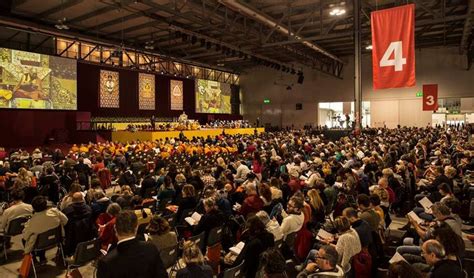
[354,0,362,134]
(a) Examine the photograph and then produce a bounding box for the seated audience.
[297,245,344,278]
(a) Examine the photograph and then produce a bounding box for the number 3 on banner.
[380,41,406,71]
[426,95,434,106]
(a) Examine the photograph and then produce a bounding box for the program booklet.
[185,212,202,226]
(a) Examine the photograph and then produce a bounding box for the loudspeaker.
[297,74,304,84]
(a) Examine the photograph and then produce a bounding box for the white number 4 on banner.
[380,41,406,71]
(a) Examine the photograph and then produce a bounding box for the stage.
[111,127,265,142]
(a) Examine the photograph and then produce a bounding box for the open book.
[407,211,424,225]
[300,171,313,180]
[185,212,202,226]
[419,197,433,214]
[389,252,407,264]
[316,229,335,242]
[229,241,245,255]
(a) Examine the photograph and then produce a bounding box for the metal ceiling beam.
[218,0,342,63]
[460,0,474,54]
[38,0,84,18]
[263,14,468,47]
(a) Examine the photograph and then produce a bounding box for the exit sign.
[416,92,423,97]
[263,99,271,104]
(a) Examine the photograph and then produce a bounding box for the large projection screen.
[195,79,231,114]
[0,48,77,110]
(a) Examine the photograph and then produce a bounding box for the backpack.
[352,249,372,278]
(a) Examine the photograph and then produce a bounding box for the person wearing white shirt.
[234,161,250,183]
[0,189,33,232]
[280,197,305,239]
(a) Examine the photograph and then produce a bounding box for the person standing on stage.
[150,115,156,130]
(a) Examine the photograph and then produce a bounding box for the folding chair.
[136,222,149,241]
[159,244,180,276]
[206,226,223,274]
[1,215,30,260]
[222,260,245,278]
[206,226,223,247]
[188,232,206,252]
[30,226,65,278]
[65,238,101,277]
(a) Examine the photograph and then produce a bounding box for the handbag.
[19,254,32,278]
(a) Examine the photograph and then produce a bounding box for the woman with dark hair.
[260,248,288,278]
[157,175,176,202]
[176,184,198,222]
[146,215,177,251]
[432,221,465,262]
[388,261,423,278]
[231,216,274,278]
[253,151,263,181]
[166,163,178,183]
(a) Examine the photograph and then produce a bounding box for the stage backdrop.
[77,62,241,122]
[170,79,183,110]
[138,73,155,110]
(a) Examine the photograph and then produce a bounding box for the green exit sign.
[263,99,271,104]
[416,92,423,97]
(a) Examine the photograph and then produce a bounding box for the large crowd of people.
[0,126,473,277]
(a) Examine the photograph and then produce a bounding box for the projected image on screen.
[195,79,231,114]
[0,48,77,110]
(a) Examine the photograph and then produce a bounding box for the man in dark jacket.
[62,193,96,256]
[97,210,167,278]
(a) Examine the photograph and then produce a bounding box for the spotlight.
[329,7,346,16]
[200,39,205,47]
[206,41,212,49]
[181,33,188,42]
[365,45,373,50]
[191,36,197,44]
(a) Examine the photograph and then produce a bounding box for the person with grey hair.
[256,210,283,241]
[397,202,462,259]
[422,239,464,277]
[296,245,344,278]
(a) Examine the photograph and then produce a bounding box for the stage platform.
[112,127,265,142]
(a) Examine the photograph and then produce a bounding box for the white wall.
[240,47,474,127]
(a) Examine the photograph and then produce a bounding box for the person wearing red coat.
[240,185,264,218]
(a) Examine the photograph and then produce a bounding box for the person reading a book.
[223,216,274,278]
[397,202,462,259]
[193,197,224,244]
[296,245,344,278]
[299,216,361,273]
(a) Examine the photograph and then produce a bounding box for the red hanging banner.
[371,4,416,90]
[423,84,438,111]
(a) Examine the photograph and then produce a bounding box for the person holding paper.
[193,197,224,243]
[224,216,274,278]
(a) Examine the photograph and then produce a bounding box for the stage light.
[329,7,346,16]
[175,31,181,38]
[365,45,373,50]
[181,33,188,42]
[191,35,197,44]
[200,39,205,47]
[206,41,212,49]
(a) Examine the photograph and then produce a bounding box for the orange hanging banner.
[371,4,416,90]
